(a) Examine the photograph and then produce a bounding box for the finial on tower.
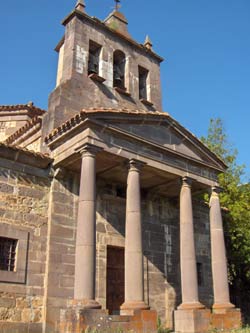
[114,0,121,11]
[144,35,153,50]
[75,0,85,12]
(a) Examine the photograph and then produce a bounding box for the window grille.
[0,237,18,271]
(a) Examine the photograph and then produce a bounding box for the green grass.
[229,328,250,333]
[157,317,173,333]
[209,326,250,333]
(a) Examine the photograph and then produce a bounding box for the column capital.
[128,159,146,172]
[211,185,223,195]
[181,176,193,188]
[76,143,103,158]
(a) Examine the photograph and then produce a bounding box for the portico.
[44,107,238,332]
[71,146,232,314]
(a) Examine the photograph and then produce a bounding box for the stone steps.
[59,308,158,333]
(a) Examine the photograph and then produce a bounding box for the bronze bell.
[88,53,99,74]
[113,65,124,87]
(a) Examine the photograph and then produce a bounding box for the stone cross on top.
[114,0,121,11]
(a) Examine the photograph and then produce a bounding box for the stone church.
[0,1,241,332]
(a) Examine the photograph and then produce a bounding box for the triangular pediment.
[45,108,226,172]
[83,110,226,171]
[114,122,203,161]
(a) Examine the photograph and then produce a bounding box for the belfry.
[0,1,241,333]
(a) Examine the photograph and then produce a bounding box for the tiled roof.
[45,107,170,142]
[5,116,42,145]
[0,142,52,162]
[0,103,46,116]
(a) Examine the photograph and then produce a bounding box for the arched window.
[113,50,126,90]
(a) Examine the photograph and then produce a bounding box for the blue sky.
[0,0,249,177]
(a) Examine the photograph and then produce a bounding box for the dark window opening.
[0,237,18,271]
[139,66,149,100]
[103,184,114,196]
[197,262,204,286]
[88,40,102,76]
[116,185,126,198]
[113,50,126,90]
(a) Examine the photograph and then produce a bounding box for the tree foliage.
[201,118,250,298]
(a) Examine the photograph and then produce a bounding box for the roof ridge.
[0,104,47,115]
[0,142,51,160]
[5,116,42,145]
[45,108,170,143]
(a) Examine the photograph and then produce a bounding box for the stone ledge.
[0,322,42,333]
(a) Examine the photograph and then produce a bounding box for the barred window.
[0,237,18,272]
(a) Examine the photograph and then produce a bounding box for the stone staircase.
[59,309,158,333]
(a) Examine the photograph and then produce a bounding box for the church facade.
[0,1,241,332]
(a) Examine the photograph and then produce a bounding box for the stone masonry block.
[174,309,211,333]
[0,298,15,308]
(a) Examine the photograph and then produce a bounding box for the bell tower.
[42,0,163,144]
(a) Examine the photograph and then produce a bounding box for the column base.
[174,308,211,333]
[211,307,242,331]
[174,307,242,333]
[120,301,149,315]
[178,301,205,310]
[70,299,102,309]
[213,302,235,311]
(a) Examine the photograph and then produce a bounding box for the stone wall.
[26,136,42,152]
[44,173,79,333]
[0,165,50,332]
[142,194,179,328]
[193,201,213,308]
[45,177,180,331]
[0,167,214,333]
[0,120,27,142]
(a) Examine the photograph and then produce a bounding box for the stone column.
[178,177,204,310]
[74,144,101,309]
[121,159,149,311]
[210,186,234,310]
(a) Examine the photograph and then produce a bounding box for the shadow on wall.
[53,175,213,329]
[95,181,180,327]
